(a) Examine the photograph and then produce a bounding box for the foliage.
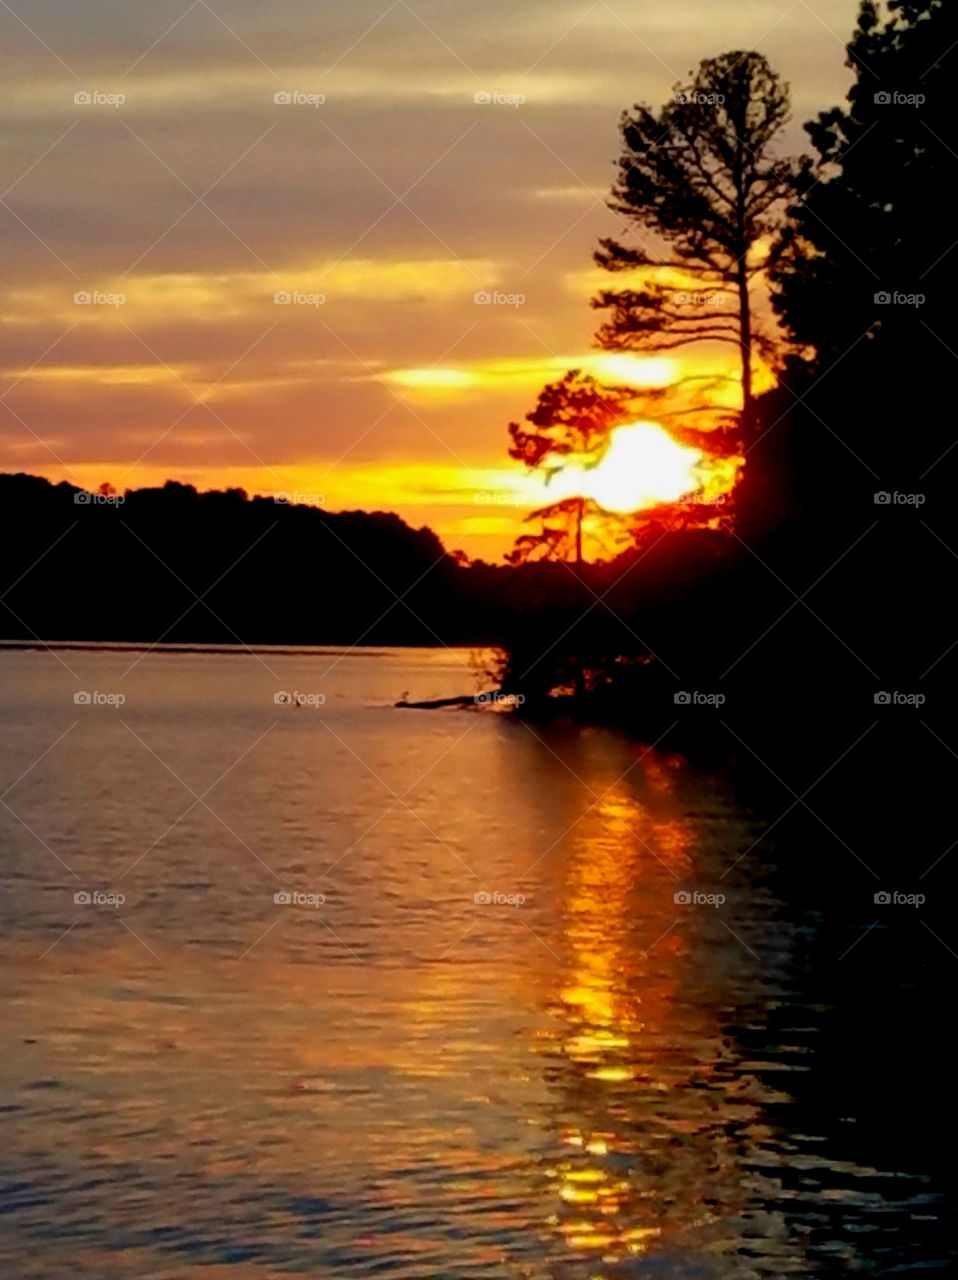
[506,370,643,564]
[593,50,798,441]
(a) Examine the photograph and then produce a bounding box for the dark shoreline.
[0,640,430,657]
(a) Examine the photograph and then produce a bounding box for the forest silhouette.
[2,0,956,745]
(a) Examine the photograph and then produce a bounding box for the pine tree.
[593,51,797,444]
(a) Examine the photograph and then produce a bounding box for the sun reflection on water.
[535,752,768,1274]
[537,767,700,1267]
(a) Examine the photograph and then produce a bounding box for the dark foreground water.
[0,646,952,1277]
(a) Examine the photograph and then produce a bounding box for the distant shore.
[0,640,446,657]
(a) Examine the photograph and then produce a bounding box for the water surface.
[0,647,948,1277]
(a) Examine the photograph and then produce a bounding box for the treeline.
[0,473,480,647]
[4,3,956,732]
[495,0,958,731]
[0,472,768,664]
[3,459,951,724]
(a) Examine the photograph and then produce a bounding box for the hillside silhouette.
[3,3,956,749]
[0,474,476,648]
[0,472,756,663]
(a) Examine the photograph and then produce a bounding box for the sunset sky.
[1,0,859,559]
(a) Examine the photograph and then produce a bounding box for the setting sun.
[547,420,724,514]
[0,0,942,1274]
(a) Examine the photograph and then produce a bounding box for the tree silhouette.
[766,0,955,513]
[592,51,797,444]
[772,0,951,369]
[506,370,642,566]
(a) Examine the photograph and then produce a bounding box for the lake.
[0,646,950,1277]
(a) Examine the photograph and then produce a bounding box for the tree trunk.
[574,498,585,700]
[733,128,754,449]
[737,256,754,445]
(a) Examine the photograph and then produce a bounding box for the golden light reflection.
[535,746,793,1269]
[541,769,697,1265]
